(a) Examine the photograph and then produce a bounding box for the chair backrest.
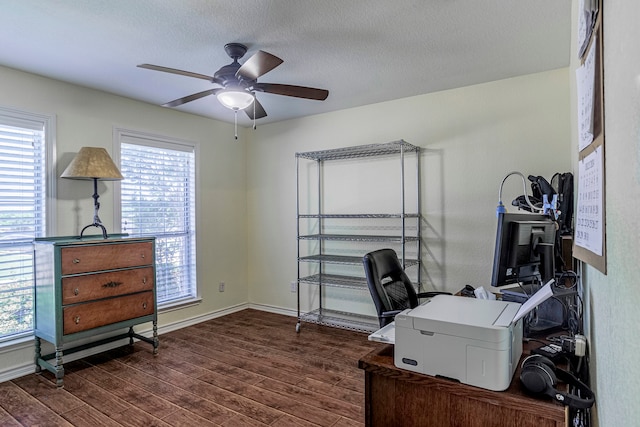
[362,248,419,327]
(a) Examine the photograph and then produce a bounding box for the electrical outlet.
[290,281,297,293]
[219,281,225,292]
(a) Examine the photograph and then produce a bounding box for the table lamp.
[61,147,123,238]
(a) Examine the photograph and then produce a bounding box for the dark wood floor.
[0,309,383,426]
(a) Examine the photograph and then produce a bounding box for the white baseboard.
[247,303,297,318]
[156,302,250,334]
[0,364,36,383]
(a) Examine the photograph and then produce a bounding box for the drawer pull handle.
[102,281,123,288]
[72,258,80,264]
[74,288,79,296]
[142,302,148,310]
[141,254,145,259]
[142,277,147,285]
[74,316,81,324]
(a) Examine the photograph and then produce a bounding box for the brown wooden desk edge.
[358,344,568,424]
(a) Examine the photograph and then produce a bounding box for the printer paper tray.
[368,322,395,344]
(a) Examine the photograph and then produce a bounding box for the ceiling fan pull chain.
[234,109,238,140]
[253,94,257,130]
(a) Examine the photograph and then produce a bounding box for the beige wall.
[246,68,571,312]
[570,1,640,425]
[0,65,249,377]
[0,64,577,404]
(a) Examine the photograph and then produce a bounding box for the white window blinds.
[119,135,197,305]
[0,110,50,340]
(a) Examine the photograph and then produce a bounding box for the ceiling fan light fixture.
[216,89,254,110]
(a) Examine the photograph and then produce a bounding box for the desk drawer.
[63,291,154,335]
[61,242,153,275]
[62,267,154,305]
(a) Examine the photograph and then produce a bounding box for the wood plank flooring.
[0,309,384,426]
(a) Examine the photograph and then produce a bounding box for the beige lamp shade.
[61,147,123,181]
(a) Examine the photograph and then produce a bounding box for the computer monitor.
[491,212,557,287]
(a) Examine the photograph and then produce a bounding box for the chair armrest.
[416,291,452,299]
[380,310,402,319]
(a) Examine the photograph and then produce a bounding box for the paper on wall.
[576,36,596,152]
[577,0,598,58]
[575,147,604,255]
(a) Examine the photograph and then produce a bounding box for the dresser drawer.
[61,267,154,305]
[63,291,155,335]
[61,242,153,275]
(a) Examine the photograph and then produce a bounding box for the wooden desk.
[358,345,567,427]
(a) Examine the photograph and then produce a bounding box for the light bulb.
[216,89,254,110]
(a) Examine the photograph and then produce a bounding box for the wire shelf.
[296,139,421,333]
[298,309,379,333]
[298,213,420,219]
[298,233,420,242]
[298,274,368,289]
[296,140,419,161]
[299,273,420,289]
[299,254,419,268]
[298,254,363,265]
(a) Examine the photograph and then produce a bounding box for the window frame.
[113,127,200,311]
[0,105,56,345]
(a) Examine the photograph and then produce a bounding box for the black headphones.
[519,354,595,409]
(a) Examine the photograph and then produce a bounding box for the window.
[0,107,55,341]
[115,129,198,307]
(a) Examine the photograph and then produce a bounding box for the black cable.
[515,270,536,297]
[523,338,548,346]
[555,270,578,290]
[573,293,585,335]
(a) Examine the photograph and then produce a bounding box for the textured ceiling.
[0,0,571,127]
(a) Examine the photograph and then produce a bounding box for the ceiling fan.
[138,43,329,122]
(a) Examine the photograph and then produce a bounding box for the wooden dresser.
[34,235,158,387]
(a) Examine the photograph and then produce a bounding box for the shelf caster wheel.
[295,322,301,333]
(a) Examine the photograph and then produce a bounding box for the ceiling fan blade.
[138,64,212,81]
[252,83,329,100]
[236,50,283,81]
[244,97,267,120]
[163,89,219,108]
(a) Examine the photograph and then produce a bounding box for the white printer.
[394,294,523,391]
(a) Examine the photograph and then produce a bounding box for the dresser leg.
[152,321,159,355]
[34,337,42,373]
[128,326,135,346]
[54,347,64,388]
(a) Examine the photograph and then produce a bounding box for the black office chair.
[363,248,450,328]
